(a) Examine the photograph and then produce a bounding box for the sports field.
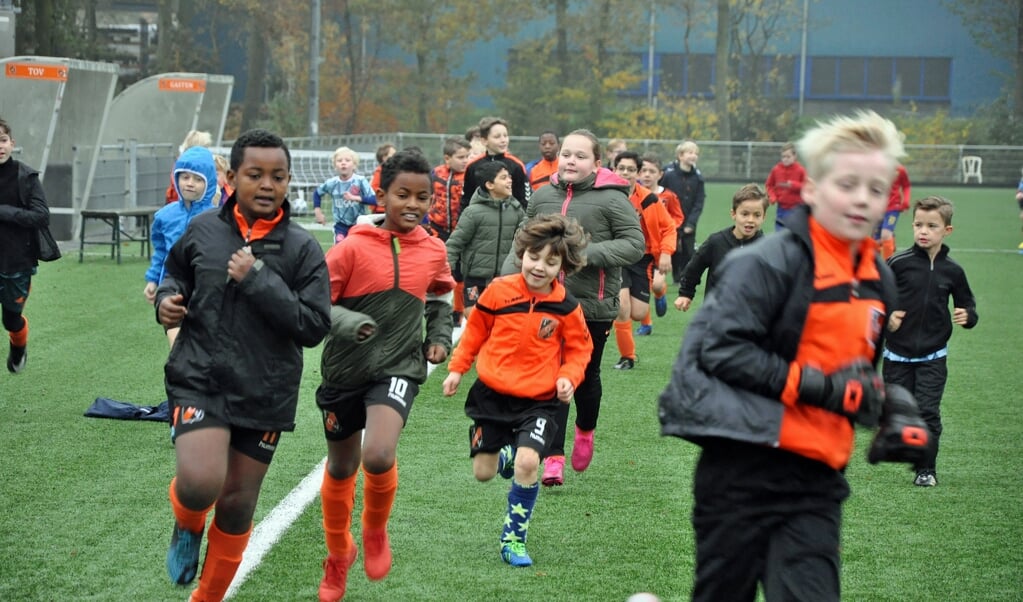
[0,184,1019,601]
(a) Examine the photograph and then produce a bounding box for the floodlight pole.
[308,0,321,136]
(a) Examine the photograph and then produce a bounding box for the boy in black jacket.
[883,195,978,487]
[674,183,767,312]
[0,117,58,373]
[157,129,331,601]
[660,140,705,283]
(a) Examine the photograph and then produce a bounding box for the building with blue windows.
[463,0,1009,117]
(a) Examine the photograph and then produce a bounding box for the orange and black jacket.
[448,273,592,400]
[629,183,677,258]
[320,221,455,389]
[526,157,558,192]
[428,164,465,239]
[659,205,896,470]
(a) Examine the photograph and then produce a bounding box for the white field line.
[225,324,464,599]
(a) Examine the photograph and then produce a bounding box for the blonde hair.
[676,140,699,156]
[332,146,359,164]
[212,154,229,173]
[179,130,213,154]
[796,110,905,181]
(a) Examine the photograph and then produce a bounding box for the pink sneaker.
[541,455,565,486]
[571,427,594,472]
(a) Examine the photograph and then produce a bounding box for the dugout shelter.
[0,56,118,239]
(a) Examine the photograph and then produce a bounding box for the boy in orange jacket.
[443,214,593,568]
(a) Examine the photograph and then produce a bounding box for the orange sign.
[6,63,68,82]
[158,78,207,92]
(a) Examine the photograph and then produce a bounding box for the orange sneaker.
[319,545,358,602]
[362,528,392,581]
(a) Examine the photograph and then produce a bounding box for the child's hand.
[888,310,906,331]
[158,294,187,328]
[556,377,574,403]
[355,323,376,342]
[442,372,462,396]
[1016,191,1023,201]
[675,296,692,312]
[657,254,672,276]
[952,307,969,326]
[314,207,326,224]
[227,246,255,282]
[425,343,447,364]
[143,282,157,304]
[343,185,362,202]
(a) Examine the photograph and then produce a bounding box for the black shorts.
[622,256,653,303]
[317,377,420,441]
[462,276,492,308]
[464,379,561,457]
[170,402,281,465]
[0,269,34,312]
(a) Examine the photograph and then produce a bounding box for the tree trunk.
[156,0,174,72]
[555,0,569,133]
[715,0,732,162]
[241,14,268,131]
[1015,0,1023,121]
[35,0,54,56]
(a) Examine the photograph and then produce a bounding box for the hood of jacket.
[469,187,522,211]
[549,167,629,194]
[173,146,220,207]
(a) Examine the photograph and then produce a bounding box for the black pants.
[548,319,610,456]
[882,357,947,471]
[691,442,848,602]
[672,227,695,283]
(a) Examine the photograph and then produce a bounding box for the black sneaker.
[613,356,635,370]
[7,343,26,373]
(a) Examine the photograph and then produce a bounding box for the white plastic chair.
[961,156,983,184]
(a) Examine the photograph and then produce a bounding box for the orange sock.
[361,463,397,530]
[169,477,211,533]
[453,282,465,314]
[192,521,251,602]
[9,315,27,347]
[641,310,652,327]
[321,471,358,556]
[881,237,896,260]
[614,320,635,360]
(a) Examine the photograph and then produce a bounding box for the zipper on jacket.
[391,234,401,288]
[560,183,574,216]
[494,203,504,277]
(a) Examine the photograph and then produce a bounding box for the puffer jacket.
[446,188,524,280]
[509,168,644,321]
[155,196,332,431]
[146,146,219,285]
[320,221,455,389]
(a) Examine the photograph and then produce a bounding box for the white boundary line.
[225,325,464,598]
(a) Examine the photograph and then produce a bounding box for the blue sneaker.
[498,445,515,479]
[635,324,652,336]
[167,524,203,585]
[501,541,533,567]
[654,296,668,317]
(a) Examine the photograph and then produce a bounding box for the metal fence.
[280,133,1023,187]
[59,134,1023,241]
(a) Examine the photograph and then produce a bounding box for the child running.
[158,129,331,602]
[316,149,455,601]
[674,183,767,312]
[443,213,593,567]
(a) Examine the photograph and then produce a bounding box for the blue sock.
[501,481,538,544]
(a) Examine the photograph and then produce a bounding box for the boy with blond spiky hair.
[661,111,911,601]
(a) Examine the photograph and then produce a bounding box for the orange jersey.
[369,165,385,213]
[528,158,558,192]
[778,219,888,469]
[656,186,685,229]
[629,184,677,257]
[886,164,911,212]
[428,164,465,236]
[448,273,593,400]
